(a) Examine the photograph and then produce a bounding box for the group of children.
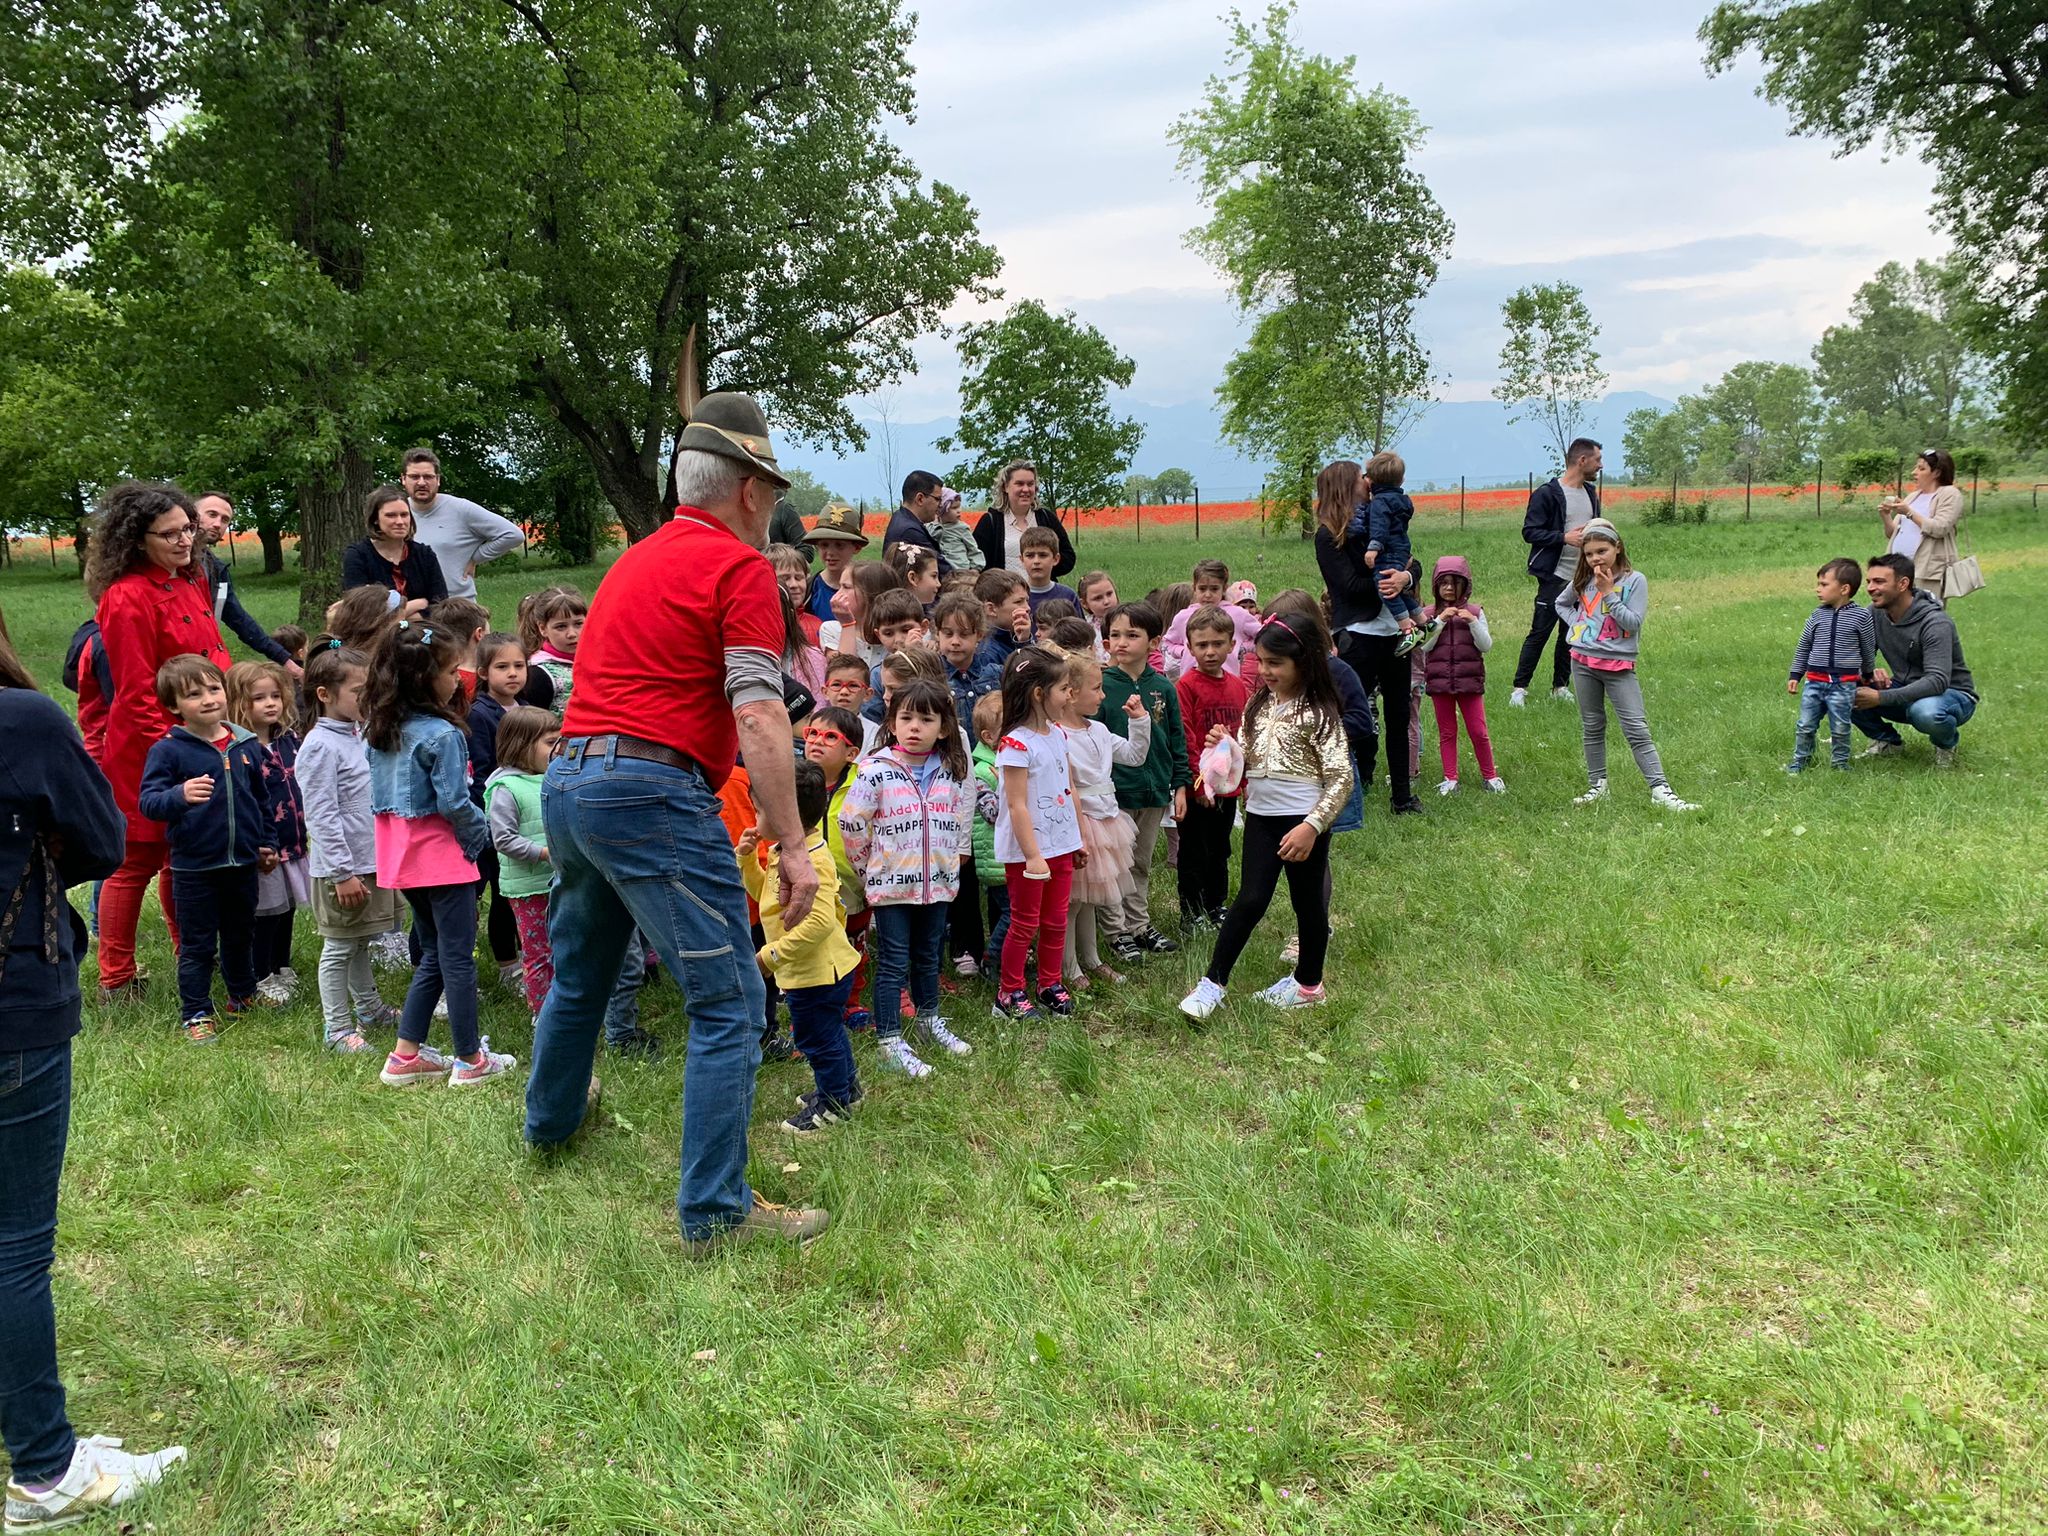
[127,470,1734,1121]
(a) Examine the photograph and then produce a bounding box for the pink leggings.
[1001,852,1075,995]
[1432,693,1497,781]
[508,894,554,1015]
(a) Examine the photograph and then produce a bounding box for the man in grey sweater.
[400,448,526,599]
[1852,553,1978,767]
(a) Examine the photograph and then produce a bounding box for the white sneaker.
[5,1434,187,1528]
[498,960,525,992]
[1178,977,1226,1021]
[1509,688,1528,708]
[1436,778,1458,796]
[1279,934,1300,966]
[952,953,980,978]
[254,971,293,1005]
[1483,776,1507,793]
[1933,746,1956,769]
[1552,686,1574,702]
[450,1040,518,1085]
[1858,740,1903,758]
[1649,785,1699,812]
[371,930,410,972]
[1573,778,1608,806]
[878,1034,934,1078]
[918,1014,973,1057]
[433,997,449,1021]
[1256,975,1327,1010]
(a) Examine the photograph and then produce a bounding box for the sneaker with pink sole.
[379,1048,452,1087]
[450,1041,518,1086]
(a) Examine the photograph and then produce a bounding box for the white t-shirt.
[1889,492,1929,559]
[1002,513,1032,574]
[992,722,1081,863]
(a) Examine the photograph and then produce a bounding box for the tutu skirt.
[1072,811,1137,907]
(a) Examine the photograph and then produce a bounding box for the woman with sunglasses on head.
[87,482,233,1003]
[1878,449,1966,598]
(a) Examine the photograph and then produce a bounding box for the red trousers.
[97,836,180,989]
[1432,693,1497,781]
[1001,852,1075,995]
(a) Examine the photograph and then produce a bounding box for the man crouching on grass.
[1851,553,1979,769]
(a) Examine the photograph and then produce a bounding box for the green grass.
[5,496,2047,1533]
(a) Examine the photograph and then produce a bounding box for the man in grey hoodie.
[399,447,526,599]
[1852,553,1978,767]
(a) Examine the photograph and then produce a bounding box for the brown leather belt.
[556,733,705,779]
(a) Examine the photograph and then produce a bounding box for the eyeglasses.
[803,727,854,749]
[148,526,196,543]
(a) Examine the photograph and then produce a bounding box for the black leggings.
[1337,631,1412,803]
[1206,814,1334,989]
[251,909,295,980]
[473,846,520,965]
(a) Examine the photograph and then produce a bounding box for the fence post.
[48,535,57,568]
[227,523,237,567]
[1459,475,1465,529]
[1672,468,1679,510]
[1971,469,1979,515]
[1528,471,1534,496]
[1816,460,1822,519]
[1745,469,1752,522]
[1194,487,1200,541]
[1136,498,1142,544]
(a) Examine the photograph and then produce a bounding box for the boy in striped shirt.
[1785,557,1876,772]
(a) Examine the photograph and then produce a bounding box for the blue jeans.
[1852,689,1977,750]
[0,1042,75,1484]
[1791,678,1857,768]
[603,930,647,1044]
[170,865,259,1021]
[785,973,858,1106]
[400,884,481,1058]
[870,902,947,1035]
[524,746,763,1240]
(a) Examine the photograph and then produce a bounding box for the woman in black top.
[0,606,187,1520]
[339,484,450,607]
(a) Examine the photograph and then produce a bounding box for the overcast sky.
[863,0,1945,421]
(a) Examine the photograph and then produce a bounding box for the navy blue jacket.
[341,537,450,606]
[201,550,293,666]
[0,689,125,1050]
[1521,478,1601,579]
[884,506,950,573]
[137,723,279,871]
[467,694,506,808]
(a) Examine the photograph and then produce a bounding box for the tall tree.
[937,301,1142,512]
[1172,2,1452,524]
[1153,467,1196,503]
[1493,282,1608,465]
[0,268,121,567]
[1699,361,1821,482]
[496,0,1001,542]
[1702,1,2047,443]
[2,0,529,621]
[1811,259,1987,453]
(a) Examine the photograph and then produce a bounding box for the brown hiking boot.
[680,1196,829,1257]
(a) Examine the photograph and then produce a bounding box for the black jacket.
[341,538,451,607]
[201,550,293,665]
[0,689,125,1050]
[137,723,279,870]
[884,506,950,573]
[971,506,1076,579]
[768,498,813,558]
[1314,526,1387,632]
[1521,478,1601,578]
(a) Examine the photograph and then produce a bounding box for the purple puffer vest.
[1421,605,1486,696]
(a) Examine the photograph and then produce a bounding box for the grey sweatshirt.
[296,716,375,880]
[1553,570,1647,664]
[409,494,525,599]
[1873,589,1976,705]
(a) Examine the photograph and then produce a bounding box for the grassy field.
[3,495,2045,1534]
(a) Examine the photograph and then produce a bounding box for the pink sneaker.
[450,1043,518,1086]
[379,1049,452,1087]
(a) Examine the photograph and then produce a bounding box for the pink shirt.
[374,813,478,890]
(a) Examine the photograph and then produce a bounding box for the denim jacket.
[367,714,489,859]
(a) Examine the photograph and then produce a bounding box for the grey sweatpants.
[1571,660,1667,789]
[1114,805,1168,939]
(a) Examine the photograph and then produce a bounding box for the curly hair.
[363,618,470,753]
[86,481,197,600]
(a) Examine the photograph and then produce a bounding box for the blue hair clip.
[326,637,343,651]
[419,626,434,643]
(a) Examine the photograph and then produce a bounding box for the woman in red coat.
[87,482,230,999]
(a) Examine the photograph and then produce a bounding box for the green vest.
[485,767,551,897]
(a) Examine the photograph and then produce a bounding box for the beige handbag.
[1941,521,1984,600]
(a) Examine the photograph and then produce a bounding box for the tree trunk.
[296,442,374,626]
[257,519,286,575]
[70,482,91,574]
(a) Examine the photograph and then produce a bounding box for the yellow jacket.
[740,832,860,990]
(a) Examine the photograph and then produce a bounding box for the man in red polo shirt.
[523,391,824,1254]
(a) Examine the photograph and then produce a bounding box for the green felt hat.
[804,503,869,546]
[675,392,791,489]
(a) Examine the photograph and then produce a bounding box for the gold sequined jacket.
[1240,695,1354,832]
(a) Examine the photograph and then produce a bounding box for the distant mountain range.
[779,391,1675,506]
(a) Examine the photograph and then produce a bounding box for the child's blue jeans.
[871,902,948,1036]
[785,973,858,1107]
[1792,678,1857,768]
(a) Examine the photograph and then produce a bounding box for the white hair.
[670,448,743,510]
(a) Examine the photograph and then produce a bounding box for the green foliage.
[1153,467,1197,503]
[1812,259,1990,455]
[780,469,837,523]
[1640,495,1711,526]
[1172,2,1451,527]
[1838,448,1900,494]
[1702,0,2048,443]
[496,0,1001,541]
[1493,282,1607,464]
[1621,362,1819,486]
[937,300,1143,511]
[0,268,116,562]
[1121,472,1157,506]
